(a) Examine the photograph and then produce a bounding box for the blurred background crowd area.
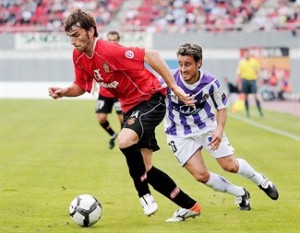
[0,0,299,33]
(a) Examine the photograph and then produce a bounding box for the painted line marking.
[229,114,300,141]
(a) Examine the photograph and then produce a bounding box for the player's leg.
[118,128,156,216]
[171,135,249,210]
[241,79,250,117]
[250,80,263,117]
[185,151,246,196]
[206,132,278,200]
[139,93,200,220]
[118,93,166,216]
[141,148,200,222]
[95,95,117,149]
[217,156,279,200]
[117,113,124,128]
[114,100,124,129]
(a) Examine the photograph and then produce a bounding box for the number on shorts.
[168,140,177,153]
[97,100,105,110]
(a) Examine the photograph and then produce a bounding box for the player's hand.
[209,130,223,151]
[48,87,65,99]
[172,86,196,106]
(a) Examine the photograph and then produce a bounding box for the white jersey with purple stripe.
[163,68,229,136]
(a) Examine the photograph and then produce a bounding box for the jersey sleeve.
[103,43,145,71]
[211,79,230,110]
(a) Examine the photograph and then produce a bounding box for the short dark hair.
[64,9,98,37]
[177,43,202,62]
[106,30,120,40]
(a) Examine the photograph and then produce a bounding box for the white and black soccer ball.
[69,194,102,227]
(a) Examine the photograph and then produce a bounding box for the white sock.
[237,158,264,185]
[205,172,244,196]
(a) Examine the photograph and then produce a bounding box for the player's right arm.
[144,49,195,106]
[48,83,85,99]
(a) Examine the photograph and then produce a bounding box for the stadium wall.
[1,31,299,98]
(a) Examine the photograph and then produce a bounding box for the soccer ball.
[69,194,102,227]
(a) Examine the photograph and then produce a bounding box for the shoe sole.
[165,212,200,222]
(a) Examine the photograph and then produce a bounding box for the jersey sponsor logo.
[94,69,103,82]
[102,62,110,73]
[178,105,200,116]
[98,81,119,89]
[125,50,134,59]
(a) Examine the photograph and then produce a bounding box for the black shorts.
[241,79,258,94]
[95,95,122,114]
[123,93,166,152]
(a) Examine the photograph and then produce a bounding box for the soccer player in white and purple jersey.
[162,44,279,215]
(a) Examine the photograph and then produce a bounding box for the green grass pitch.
[1,99,299,233]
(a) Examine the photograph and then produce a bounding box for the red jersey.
[73,39,165,112]
[99,86,115,98]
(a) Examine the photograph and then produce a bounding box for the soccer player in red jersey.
[95,31,123,150]
[48,9,200,221]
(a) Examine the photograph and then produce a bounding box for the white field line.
[229,113,300,141]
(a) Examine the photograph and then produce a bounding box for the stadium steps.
[104,0,143,31]
[243,0,273,32]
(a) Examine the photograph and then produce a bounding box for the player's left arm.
[209,81,229,150]
[210,108,227,151]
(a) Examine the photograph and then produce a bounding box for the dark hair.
[64,9,98,37]
[106,30,120,40]
[177,43,202,62]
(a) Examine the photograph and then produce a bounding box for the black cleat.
[258,174,279,200]
[235,188,251,211]
[109,133,117,149]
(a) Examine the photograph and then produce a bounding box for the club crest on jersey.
[94,69,103,82]
[202,93,209,101]
[102,62,110,73]
[125,50,134,59]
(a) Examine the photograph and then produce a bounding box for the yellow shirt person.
[237,57,260,81]
[236,49,263,118]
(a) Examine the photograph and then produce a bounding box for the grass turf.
[1,99,299,233]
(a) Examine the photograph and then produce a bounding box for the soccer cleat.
[165,202,201,222]
[235,188,251,211]
[109,133,117,149]
[258,174,279,200]
[139,194,158,216]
